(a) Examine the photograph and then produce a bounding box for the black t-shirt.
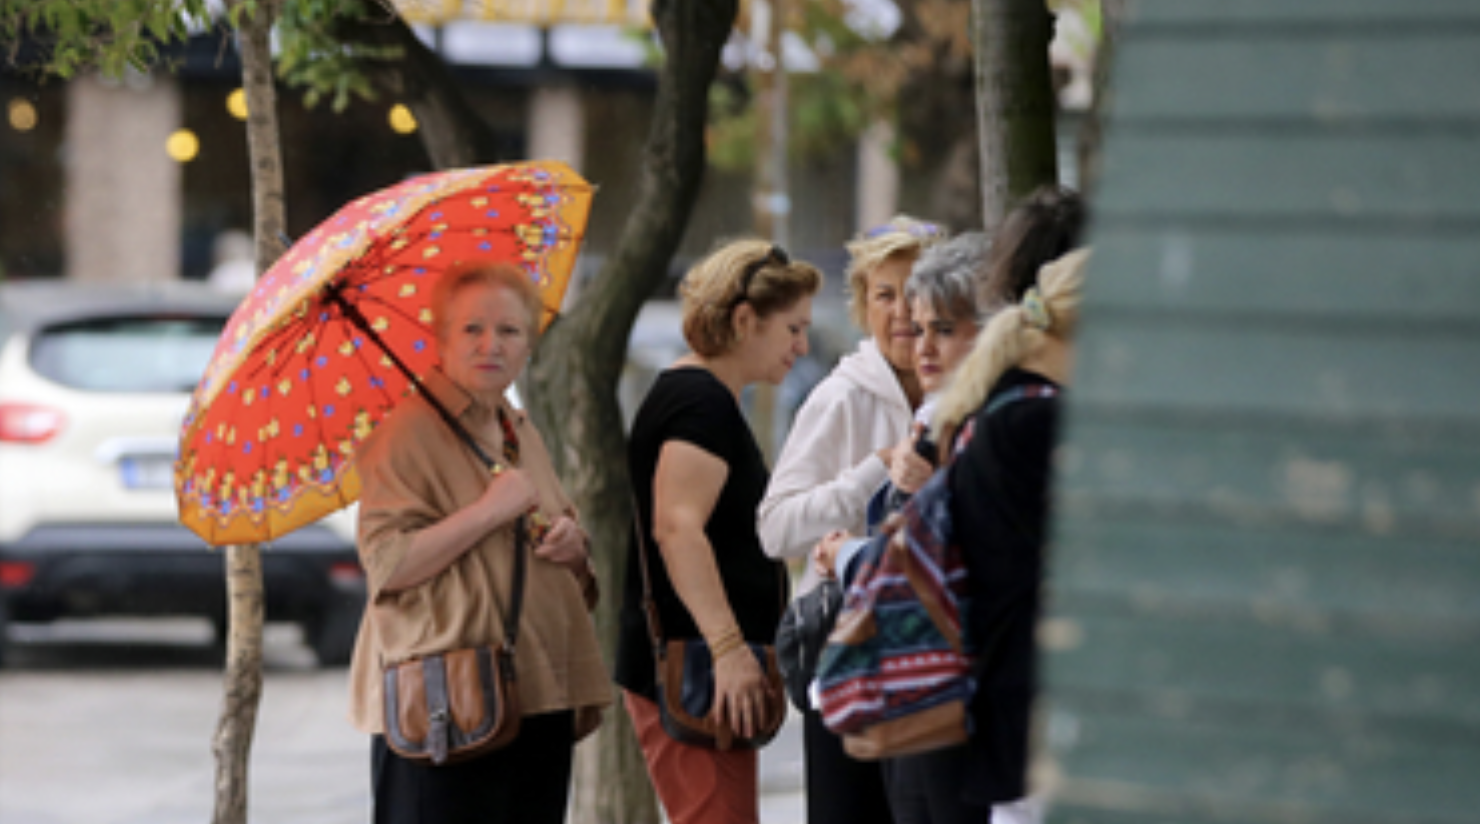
[614,366,788,698]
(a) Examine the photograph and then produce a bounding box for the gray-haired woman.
[884,232,995,498]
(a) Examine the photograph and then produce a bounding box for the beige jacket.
[346,370,611,736]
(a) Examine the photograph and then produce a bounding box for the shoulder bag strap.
[627,488,667,661]
[432,408,528,657]
[984,383,1058,416]
[501,515,527,655]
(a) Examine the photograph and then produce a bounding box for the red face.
[438,282,534,398]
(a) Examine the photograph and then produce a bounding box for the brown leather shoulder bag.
[382,514,527,766]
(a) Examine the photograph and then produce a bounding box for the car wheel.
[307,601,360,668]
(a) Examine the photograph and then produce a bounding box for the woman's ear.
[731,301,758,343]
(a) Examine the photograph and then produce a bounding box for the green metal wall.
[1043,2,1480,822]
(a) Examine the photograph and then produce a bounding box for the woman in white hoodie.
[758,215,941,824]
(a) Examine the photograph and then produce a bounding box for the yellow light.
[226,88,248,120]
[8,98,37,132]
[166,129,200,163]
[389,104,418,134]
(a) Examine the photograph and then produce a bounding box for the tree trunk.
[895,0,984,232]
[213,544,264,824]
[972,0,1060,229]
[525,2,740,821]
[213,3,284,823]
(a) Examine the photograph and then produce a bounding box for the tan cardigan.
[346,370,611,736]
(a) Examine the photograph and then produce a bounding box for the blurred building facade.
[0,3,1096,289]
[0,11,867,286]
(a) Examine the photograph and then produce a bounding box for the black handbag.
[630,494,786,751]
[774,578,843,712]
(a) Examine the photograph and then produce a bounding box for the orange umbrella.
[175,160,594,546]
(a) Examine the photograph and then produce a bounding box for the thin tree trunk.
[526,2,740,821]
[213,3,284,823]
[973,0,1060,229]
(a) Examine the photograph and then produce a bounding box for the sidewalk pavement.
[758,706,807,824]
[0,619,812,824]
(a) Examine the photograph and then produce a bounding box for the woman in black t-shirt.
[616,239,822,824]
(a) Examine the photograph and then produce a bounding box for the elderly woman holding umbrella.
[345,261,610,824]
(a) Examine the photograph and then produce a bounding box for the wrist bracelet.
[708,632,745,662]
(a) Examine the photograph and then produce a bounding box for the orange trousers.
[623,690,760,824]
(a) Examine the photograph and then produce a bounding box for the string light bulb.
[166,129,200,162]
[389,104,418,134]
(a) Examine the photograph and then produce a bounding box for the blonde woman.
[758,215,940,824]
[615,240,823,824]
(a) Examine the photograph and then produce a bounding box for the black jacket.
[948,367,1061,804]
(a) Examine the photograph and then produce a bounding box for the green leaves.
[276,0,400,111]
[0,0,213,79]
[1,0,388,114]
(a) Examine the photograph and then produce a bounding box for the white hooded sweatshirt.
[758,338,914,578]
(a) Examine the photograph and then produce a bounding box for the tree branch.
[332,0,506,168]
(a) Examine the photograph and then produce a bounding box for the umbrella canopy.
[175,160,594,546]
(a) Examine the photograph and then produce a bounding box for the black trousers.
[882,744,994,824]
[372,710,574,824]
[803,707,895,824]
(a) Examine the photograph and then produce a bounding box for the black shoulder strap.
[442,414,526,657]
[984,383,1057,416]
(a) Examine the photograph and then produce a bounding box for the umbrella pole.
[323,283,500,472]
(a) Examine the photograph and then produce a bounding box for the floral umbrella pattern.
[176,160,594,547]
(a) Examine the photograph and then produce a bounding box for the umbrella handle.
[487,462,552,543]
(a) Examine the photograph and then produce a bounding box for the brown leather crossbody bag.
[381,514,527,766]
[631,494,785,751]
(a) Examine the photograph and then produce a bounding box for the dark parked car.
[0,280,364,666]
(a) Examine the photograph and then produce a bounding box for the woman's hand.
[382,466,539,593]
[813,529,851,580]
[712,643,776,740]
[480,467,539,515]
[888,424,934,495]
[535,514,590,574]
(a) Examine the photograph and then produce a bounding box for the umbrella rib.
[342,315,410,415]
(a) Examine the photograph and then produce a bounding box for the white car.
[0,280,363,666]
